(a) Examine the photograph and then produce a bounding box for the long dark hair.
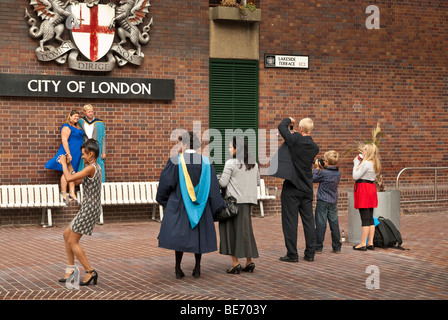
[232,136,256,171]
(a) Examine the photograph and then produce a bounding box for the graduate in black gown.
[156,131,225,279]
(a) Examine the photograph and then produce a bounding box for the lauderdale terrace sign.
[0,74,175,100]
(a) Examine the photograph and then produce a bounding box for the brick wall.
[1,0,447,226]
[258,0,447,189]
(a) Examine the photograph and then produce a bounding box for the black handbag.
[214,195,238,222]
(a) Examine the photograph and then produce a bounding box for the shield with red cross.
[69,3,115,62]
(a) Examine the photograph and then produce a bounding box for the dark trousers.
[281,180,316,259]
[315,200,341,251]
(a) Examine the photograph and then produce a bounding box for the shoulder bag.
[214,188,238,222]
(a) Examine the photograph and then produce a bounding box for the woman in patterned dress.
[58,139,102,286]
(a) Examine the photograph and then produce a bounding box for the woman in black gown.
[156,131,225,278]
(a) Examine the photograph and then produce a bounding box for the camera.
[316,158,325,167]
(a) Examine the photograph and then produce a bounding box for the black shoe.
[303,256,314,262]
[367,245,375,250]
[353,245,367,251]
[58,267,75,283]
[192,267,201,278]
[279,255,298,262]
[226,264,241,274]
[58,271,74,283]
[80,270,98,286]
[241,262,255,273]
[175,268,185,279]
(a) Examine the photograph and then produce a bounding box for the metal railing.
[396,167,448,203]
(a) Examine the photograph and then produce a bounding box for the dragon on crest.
[24,0,153,70]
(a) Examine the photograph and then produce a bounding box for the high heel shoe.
[60,192,68,203]
[80,269,98,286]
[226,264,241,274]
[241,262,255,273]
[58,267,75,283]
[69,191,77,202]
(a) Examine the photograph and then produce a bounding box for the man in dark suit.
[270,117,319,262]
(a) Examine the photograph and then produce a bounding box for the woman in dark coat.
[156,132,225,279]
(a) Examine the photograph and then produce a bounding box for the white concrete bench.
[257,179,277,217]
[78,181,164,224]
[0,184,67,227]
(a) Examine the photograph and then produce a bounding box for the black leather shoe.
[241,262,255,273]
[175,268,185,279]
[367,245,375,250]
[80,269,98,286]
[226,264,241,274]
[303,256,314,262]
[353,245,367,251]
[192,267,201,278]
[279,255,298,262]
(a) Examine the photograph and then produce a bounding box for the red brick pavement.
[0,209,447,306]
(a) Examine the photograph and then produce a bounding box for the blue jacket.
[313,166,341,204]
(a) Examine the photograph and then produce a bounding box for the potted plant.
[342,123,401,243]
[211,0,260,21]
[237,1,257,20]
[342,122,387,191]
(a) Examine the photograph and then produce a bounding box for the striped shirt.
[313,166,341,204]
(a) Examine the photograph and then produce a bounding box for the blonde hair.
[358,143,381,173]
[83,104,94,111]
[324,150,340,165]
[299,118,314,134]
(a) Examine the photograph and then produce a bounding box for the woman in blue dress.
[45,110,84,202]
[156,131,225,279]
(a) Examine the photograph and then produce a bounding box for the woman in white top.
[352,143,381,251]
[218,137,260,274]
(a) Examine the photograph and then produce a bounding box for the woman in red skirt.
[352,143,381,250]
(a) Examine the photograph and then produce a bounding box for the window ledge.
[209,6,261,23]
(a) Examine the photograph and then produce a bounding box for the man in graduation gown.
[78,104,106,182]
[156,131,225,278]
[269,117,319,262]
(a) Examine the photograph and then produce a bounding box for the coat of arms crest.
[24,0,153,71]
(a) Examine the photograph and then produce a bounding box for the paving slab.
[0,210,446,314]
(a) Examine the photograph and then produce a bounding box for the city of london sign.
[24,0,153,72]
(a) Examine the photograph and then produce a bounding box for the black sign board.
[0,73,175,100]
